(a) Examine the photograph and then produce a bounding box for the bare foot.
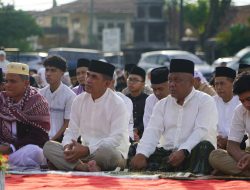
[74,161,89,171]
[87,160,101,172]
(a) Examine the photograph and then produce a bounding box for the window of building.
[117,23,125,41]
[148,23,165,42]
[134,23,145,43]
[149,5,162,18]
[107,23,114,28]
[97,22,105,41]
[137,5,146,18]
[72,18,80,30]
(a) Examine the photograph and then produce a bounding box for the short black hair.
[43,55,67,72]
[233,71,250,95]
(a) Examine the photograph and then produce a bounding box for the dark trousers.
[147,141,215,174]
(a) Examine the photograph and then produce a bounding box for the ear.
[191,77,195,86]
[104,80,112,88]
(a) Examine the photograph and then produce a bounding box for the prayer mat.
[6,173,250,190]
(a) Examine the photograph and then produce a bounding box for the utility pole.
[88,0,94,48]
[179,0,184,45]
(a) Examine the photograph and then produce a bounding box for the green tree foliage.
[0,4,42,51]
[217,21,250,56]
[184,0,209,35]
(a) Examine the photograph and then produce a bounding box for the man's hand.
[64,140,89,163]
[168,150,186,167]
[130,153,147,170]
[217,135,228,149]
[237,154,250,171]
[133,131,140,142]
[0,144,12,155]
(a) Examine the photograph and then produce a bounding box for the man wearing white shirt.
[131,59,218,174]
[143,67,169,129]
[40,56,76,142]
[213,67,241,149]
[43,60,130,172]
[0,50,9,74]
[209,72,250,176]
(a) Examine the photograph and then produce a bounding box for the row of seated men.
[0,56,250,176]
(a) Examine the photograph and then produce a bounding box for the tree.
[184,0,209,36]
[0,4,42,51]
[201,0,231,44]
[216,20,250,56]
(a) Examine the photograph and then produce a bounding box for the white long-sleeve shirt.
[229,104,250,143]
[62,88,130,158]
[137,88,218,157]
[213,95,240,137]
[116,92,134,140]
[143,94,159,129]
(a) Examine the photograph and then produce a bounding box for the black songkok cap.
[151,67,169,84]
[0,68,3,83]
[89,60,115,78]
[239,63,250,70]
[129,66,146,81]
[125,64,136,72]
[215,67,236,79]
[68,69,76,77]
[77,58,90,68]
[169,59,194,75]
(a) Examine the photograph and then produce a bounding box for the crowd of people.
[0,51,250,176]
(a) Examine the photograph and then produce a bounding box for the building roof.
[220,5,250,31]
[43,0,136,15]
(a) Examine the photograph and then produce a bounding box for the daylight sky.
[1,0,250,11]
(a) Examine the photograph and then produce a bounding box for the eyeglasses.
[127,78,143,83]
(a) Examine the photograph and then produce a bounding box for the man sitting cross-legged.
[0,62,50,168]
[209,71,250,176]
[130,59,218,174]
[43,60,130,172]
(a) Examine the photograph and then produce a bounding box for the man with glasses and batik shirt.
[126,66,148,142]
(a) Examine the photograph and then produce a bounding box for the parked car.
[212,46,250,71]
[227,46,250,71]
[103,52,124,69]
[138,50,213,80]
[48,47,104,70]
[7,52,47,71]
[212,57,234,68]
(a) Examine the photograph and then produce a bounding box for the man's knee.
[94,146,125,170]
[43,140,60,159]
[209,149,227,168]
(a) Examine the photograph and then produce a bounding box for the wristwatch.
[182,149,190,158]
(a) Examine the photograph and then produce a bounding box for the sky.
[1,0,250,11]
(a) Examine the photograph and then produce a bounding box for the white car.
[138,50,213,80]
[227,46,250,71]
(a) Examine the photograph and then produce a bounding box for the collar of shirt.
[87,88,110,103]
[49,82,63,95]
[172,87,196,107]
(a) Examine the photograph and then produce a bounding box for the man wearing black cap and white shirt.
[213,67,241,150]
[126,66,148,141]
[44,60,129,172]
[130,59,218,174]
[72,58,90,95]
[143,67,169,129]
[209,71,250,176]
